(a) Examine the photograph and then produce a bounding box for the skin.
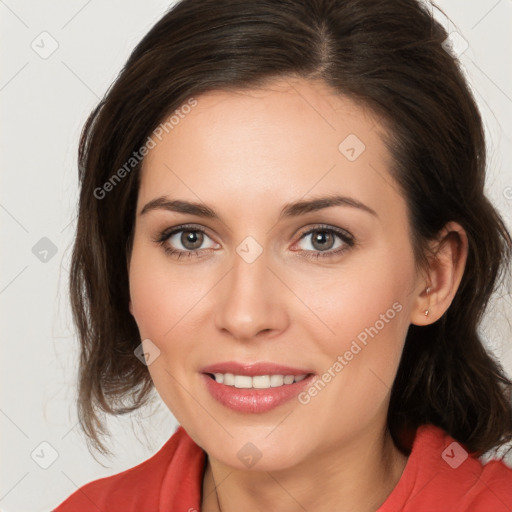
[127,77,468,511]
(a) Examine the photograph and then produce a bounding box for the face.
[128,77,423,471]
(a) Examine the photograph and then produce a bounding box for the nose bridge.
[214,236,287,340]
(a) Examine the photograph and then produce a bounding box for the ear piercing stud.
[424,286,431,317]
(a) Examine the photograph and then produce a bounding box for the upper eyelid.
[162,224,219,243]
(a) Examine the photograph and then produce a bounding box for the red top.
[53,424,512,511]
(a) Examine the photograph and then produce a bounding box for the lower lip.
[202,373,315,413]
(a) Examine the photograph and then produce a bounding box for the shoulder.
[380,424,512,512]
[52,425,206,512]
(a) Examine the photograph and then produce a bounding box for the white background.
[1,1,511,510]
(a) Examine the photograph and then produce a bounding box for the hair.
[69,0,512,458]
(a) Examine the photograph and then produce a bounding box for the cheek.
[309,246,414,398]
[128,241,212,363]
[128,242,178,338]
[319,251,412,341]
[128,244,197,418]
[293,282,410,449]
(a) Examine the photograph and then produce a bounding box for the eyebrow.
[139,194,378,220]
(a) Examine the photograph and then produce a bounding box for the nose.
[214,244,289,342]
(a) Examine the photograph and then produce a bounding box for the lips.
[200,361,316,413]
[200,361,314,376]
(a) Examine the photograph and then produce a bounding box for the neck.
[201,424,409,512]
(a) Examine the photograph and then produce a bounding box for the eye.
[294,225,355,260]
[154,223,355,261]
[155,224,218,259]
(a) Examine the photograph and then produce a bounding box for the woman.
[53,0,512,510]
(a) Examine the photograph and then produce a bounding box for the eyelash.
[153,223,355,261]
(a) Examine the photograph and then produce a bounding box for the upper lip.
[201,361,314,376]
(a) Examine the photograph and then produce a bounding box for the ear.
[410,221,468,326]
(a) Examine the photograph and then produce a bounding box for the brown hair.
[69,0,512,458]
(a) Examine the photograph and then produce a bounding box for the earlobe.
[410,222,468,326]
[410,282,434,326]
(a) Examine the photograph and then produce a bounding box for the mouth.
[200,361,316,413]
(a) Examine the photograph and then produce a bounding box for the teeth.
[270,374,284,387]
[211,373,309,389]
[253,375,270,388]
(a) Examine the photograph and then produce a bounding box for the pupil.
[182,230,202,249]
[313,230,333,250]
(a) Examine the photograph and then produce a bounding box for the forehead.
[137,77,402,220]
